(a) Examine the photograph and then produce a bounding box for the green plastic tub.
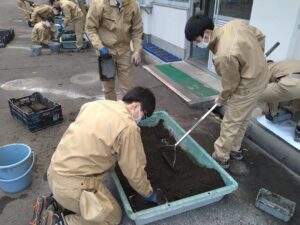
[255,188,296,222]
[59,32,88,49]
[112,111,238,225]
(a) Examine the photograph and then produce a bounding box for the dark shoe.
[230,149,244,160]
[73,48,83,53]
[41,204,67,225]
[28,20,34,28]
[265,111,292,123]
[213,157,230,169]
[30,194,55,225]
[295,126,300,142]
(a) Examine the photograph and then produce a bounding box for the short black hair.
[122,87,156,118]
[185,15,214,42]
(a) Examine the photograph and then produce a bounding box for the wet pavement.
[1,1,300,225]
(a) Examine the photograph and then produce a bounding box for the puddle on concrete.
[1,78,104,99]
[70,72,99,85]
[0,194,27,214]
[1,78,43,90]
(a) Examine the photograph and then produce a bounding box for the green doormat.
[155,64,218,97]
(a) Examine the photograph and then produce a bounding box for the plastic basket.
[60,32,88,49]
[111,111,238,225]
[8,92,63,132]
[255,188,296,222]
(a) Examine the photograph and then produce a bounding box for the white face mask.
[53,8,59,15]
[196,33,210,49]
[45,21,51,27]
[131,106,143,124]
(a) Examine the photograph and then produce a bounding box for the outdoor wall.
[140,2,189,58]
[250,0,300,61]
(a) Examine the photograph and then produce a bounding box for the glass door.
[189,0,215,67]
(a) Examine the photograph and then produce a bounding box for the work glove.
[214,96,224,107]
[99,47,109,58]
[144,189,167,205]
[131,51,141,66]
[57,24,64,33]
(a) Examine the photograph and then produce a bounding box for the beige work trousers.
[47,168,122,225]
[101,51,133,100]
[18,0,30,20]
[74,16,85,49]
[213,85,266,162]
[259,74,300,120]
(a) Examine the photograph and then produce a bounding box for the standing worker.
[44,87,164,225]
[31,18,53,46]
[85,0,143,100]
[185,15,270,169]
[53,0,84,50]
[17,0,36,27]
[31,4,54,24]
[260,60,300,142]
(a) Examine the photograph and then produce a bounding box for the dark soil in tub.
[115,120,225,211]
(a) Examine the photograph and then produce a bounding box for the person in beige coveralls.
[31,19,53,46]
[85,0,143,100]
[31,4,53,23]
[260,60,300,142]
[47,87,164,225]
[53,0,85,49]
[185,15,270,169]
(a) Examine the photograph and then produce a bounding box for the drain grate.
[142,42,181,63]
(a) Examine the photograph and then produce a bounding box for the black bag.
[98,55,116,81]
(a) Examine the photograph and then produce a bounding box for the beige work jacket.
[59,0,84,28]
[208,20,270,101]
[269,60,300,82]
[85,0,143,56]
[31,21,51,45]
[50,100,152,197]
[31,4,53,23]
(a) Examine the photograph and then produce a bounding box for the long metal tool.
[265,42,280,57]
[160,103,218,169]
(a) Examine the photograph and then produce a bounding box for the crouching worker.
[259,60,300,142]
[53,0,85,51]
[32,18,53,47]
[47,87,165,225]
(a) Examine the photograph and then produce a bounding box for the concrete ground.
[1,1,300,225]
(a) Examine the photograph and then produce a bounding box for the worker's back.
[211,20,270,89]
[50,100,138,177]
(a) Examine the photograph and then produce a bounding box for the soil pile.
[116,120,225,211]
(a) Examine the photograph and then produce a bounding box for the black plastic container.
[8,92,63,132]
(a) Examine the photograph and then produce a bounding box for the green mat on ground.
[155,64,218,97]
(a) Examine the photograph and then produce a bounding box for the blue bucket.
[0,152,35,193]
[31,45,42,56]
[0,144,32,179]
[49,42,61,54]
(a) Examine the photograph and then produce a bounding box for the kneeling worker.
[260,60,300,142]
[32,18,53,46]
[47,87,164,225]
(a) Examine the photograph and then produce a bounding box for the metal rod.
[174,103,218,147]
[265,42,280,57]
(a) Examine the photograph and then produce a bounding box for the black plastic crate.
[0,29,15,48]
[8,92,63,132]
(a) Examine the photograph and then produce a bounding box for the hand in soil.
[144,189,167,205]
